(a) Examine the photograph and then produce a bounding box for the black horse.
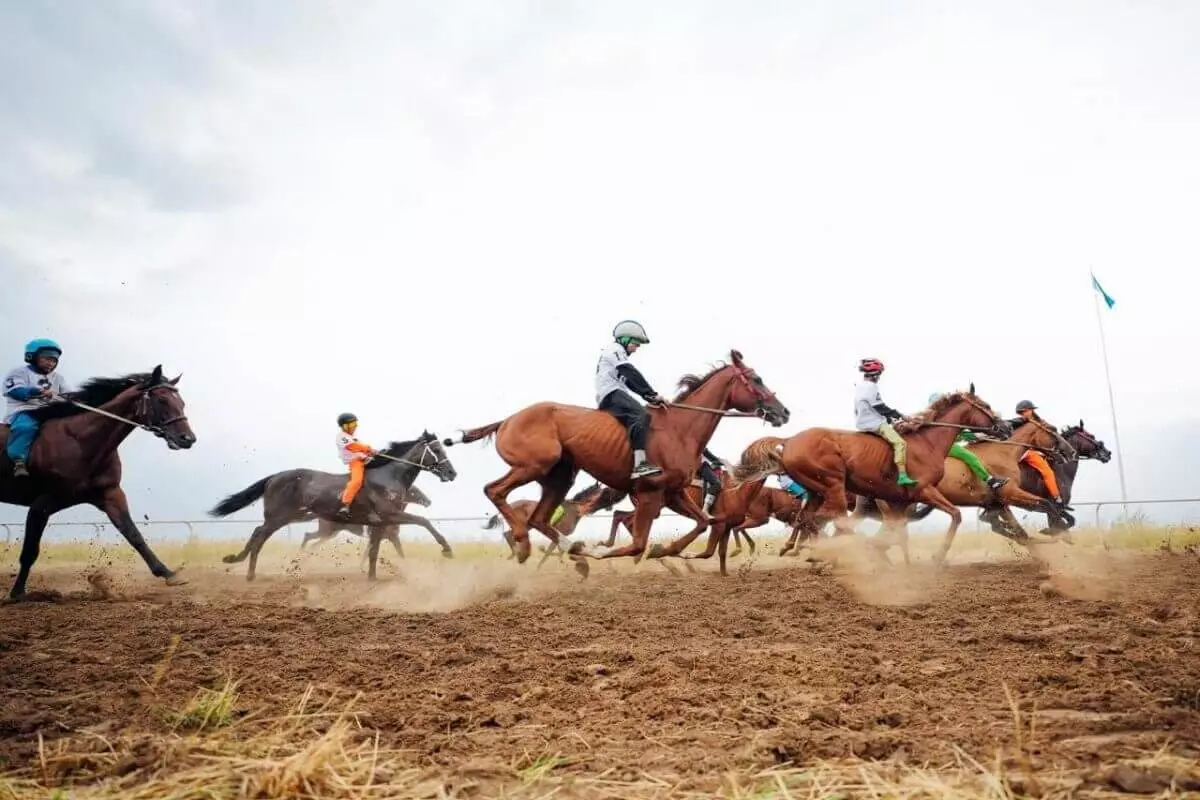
[211,431,456,580]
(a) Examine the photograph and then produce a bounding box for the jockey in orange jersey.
[1009,400,1071,512]
[335,412,377,516]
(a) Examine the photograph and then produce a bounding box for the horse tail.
[732,436,787,485]
[444,421,502,447]
[209,476,271,517]
[482,513,504,530]
[907,503,936,521]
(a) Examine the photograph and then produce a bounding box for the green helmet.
[613,320,650,346]
[337,413,358,427]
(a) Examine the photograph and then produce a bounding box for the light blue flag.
[1091,272,1116,310]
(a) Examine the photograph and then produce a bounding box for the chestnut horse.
[727,486,806,555]
[445,350,789,577]
[0,367,196,598]
[733,386,1011,566]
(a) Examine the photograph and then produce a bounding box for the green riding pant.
[948,442,990,482]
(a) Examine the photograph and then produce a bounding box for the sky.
[2,0,1198,536]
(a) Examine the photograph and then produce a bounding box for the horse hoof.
[441,549,454,559]
[221,554,239,564]
[164,571,188,587]
[574,560,590,580]
[646,543,666,559]
[568,541,587,556]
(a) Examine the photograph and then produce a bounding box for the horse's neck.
[1057,458,1079,502]
[374,457,420,487]
[668,372,734,459]
[61,390,141,461]
[911,405,975,455]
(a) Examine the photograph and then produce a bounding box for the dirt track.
[2,541,1199,793]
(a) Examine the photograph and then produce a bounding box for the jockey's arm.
[615,363,658,401]
[871,401,903,422]
[346,441,374,456]
[4,385,42,401]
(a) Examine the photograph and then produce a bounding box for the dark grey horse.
[211,431,456,581]
[298,484,445,561]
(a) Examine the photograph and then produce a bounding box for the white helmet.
[613,320,650,345]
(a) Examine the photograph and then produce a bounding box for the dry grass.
[1,682,1197,799]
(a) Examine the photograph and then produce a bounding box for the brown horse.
[445,350,789,577]
[0,367,196,598]
[733,386,1011,566]
[483,482,624,562]
[727,486,806,555]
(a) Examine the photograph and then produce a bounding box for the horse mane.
[568,481,625,513]
[568,481,607,504]
[364,434,431,472]
[673,361,731,402]
[909,390,998,423]
[28,372,157,423]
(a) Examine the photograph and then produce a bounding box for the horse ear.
[170,373,182,385]
[730,349,744,366]
[968,381,975,395]
[149,365,163,385]
[1079,418,1085,429]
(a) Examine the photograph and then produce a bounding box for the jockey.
[854,358,918,487]
[699,447,724,514]
[335,412,377,516]
[929,393,1008,495]
[596,320,667,480]
[776,472,808,500]
[1009,400,1070,511]
[4,339,73,478]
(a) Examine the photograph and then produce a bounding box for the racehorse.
[0,366,196,598]
[725,486,806,556]
[211,432,456,581]
[298,484,442,563]
[445,350,789,578]
[483,482,624,563]
[733,386,1011,566]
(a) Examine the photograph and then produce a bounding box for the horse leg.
[385,512,451,559]
[579,492,664,560]
[601,510,630,547]
[365,527,384,581]
[651,490,710,558]
[90,488,182,585]
[221,515,290,581]
[483,465,552,564]
[8,501,58,599]
[524,463,580,573]
[916,487,963,566]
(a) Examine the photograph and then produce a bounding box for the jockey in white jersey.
[595,320,667,479]
[4,338,73,478]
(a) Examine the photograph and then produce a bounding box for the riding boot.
[986,476,1009,497]
[896,470,918,487]
[337,504,352,517]
[11,460,29,478]
[630,449,663,479]
[1054,496,1074,512]
[704,491,718,516]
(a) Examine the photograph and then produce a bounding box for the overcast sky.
[2,0,1198,534]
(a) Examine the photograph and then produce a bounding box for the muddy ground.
[1,539,1199,792]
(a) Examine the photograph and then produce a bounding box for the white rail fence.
[2,497,1197,547]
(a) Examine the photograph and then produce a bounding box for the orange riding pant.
[341,459,366,505]
[1021,450,1060,498]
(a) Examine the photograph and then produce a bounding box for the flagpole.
[1092,283,1128,515]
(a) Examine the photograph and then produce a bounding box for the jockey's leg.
[6,413,40,477]
[338,460,366,515]
[876,423,918,486]
[1022,451,1068,508]
[949,442,1008,494]
[699,461,720,514]
[600,392,662,479]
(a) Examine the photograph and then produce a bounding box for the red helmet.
[858,358,884,375]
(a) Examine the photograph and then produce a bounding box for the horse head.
[1062,419,1112,463]
[137,365,195,450]
[415,430,457,482]
[674,350,790,427]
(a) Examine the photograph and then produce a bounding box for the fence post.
[1094,503,1103,529]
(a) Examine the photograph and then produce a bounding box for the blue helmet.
[24,338,62,364]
